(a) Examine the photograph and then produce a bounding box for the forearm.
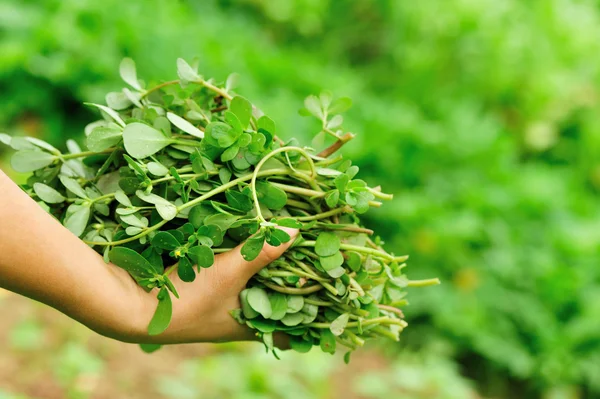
[0,169,147,340]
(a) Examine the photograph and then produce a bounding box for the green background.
[1,0,599,398]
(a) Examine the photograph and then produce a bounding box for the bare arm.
[0,169,296,343]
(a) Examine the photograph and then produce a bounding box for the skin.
[0,168,297,344]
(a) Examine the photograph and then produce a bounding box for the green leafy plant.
[0,58,438,356]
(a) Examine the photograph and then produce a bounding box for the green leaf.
[241,233,265,261]
[207,122,236,148]
[203,214,240,231]
[268,228,291,246]
[268,293,288,320]
[315,232,341,257]
[257,115,276,134]
[119,58,141,90]
[187,245,214,268]
[1,134,37,150]
[247,318,277,333]
[346,251,362,272]
[230,96,253,128]
[87,126,123,152]
[224,111,243,133]
[11,150,56,173]
[33,183,65,204]
[59,176,88,199]
[84,103,126,127]
[320,251,344,270]
[63,204,90,237]
[281,312,304,327]
[151,231,180,251]
[328,97,352,114]
[275,218,302,228]
[255,181,287,210]
[246,287,272,318]
[286,295,304,313]
[109,247,161,280]
[221,145,240,162]
[320,329,337,354]
[330,313,350,336]
[197,224,224,246]
[176,58,200,85]
[139,344,162,354]
[148,287,172,336]
[106,91,132,110]
[225,73,239,92]
[290,337,313,353]
[304,95,323,119]
[136,190,177,220]
[225,190,253,212]
[344,352,352,364]
[24,137,59,154]
[324,190,340,208]
[166,112,204,139]
[240,289,260,319]
[146,162,169,177]
[334,174,349,193]
[177,256,196,282]
[123,123,172,159]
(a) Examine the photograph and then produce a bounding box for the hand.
[133,227,299,344]
[0,169,296,346]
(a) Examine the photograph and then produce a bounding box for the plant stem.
[295,206,352,221]
[367,187,394,200]
[407,278,441,287]
[84,220,168,246]
[377,304,404,318]
[317,132,355,158]
[261,281,323,295]
[285,199,312,210]
[308,316,405,329]
[250,146,317,223]
[140,80,180,98]
[304,298,333,306]
[297,240,394,261]
[61,148,115,160]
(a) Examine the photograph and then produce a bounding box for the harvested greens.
[0,58,439,358]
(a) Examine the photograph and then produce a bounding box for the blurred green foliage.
[2,0,600,398]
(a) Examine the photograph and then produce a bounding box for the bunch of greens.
[0,58,438,357]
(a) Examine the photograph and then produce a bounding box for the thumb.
[215,227,299,283]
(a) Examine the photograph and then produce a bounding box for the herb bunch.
[0,58,438,358]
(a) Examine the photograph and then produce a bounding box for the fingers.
[215,227,299,283]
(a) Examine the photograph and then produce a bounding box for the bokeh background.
[1,0,599,398]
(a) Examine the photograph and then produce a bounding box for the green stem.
[250,146,317,223]
[295,206,352,221]
[296,240,394,261]
[261,281,323,295]
[84,220,168,246]
[178,169,295,212]
[286,199,312,210]
[304,298,333,306]
[368,326,400,341]
[348,277,366,297]
[367,187,394,200]
[61,148,115,160]
[407,278,441,287]
[140,80,179,98]
[308,316,404,329]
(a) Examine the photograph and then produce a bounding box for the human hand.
[130,227,299,345]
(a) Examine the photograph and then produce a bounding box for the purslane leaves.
[0,58,431,358]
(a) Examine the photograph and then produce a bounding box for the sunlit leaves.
[148,287,172,336]
[123,123,172,159]
[11,150,56,172]
[119,57,142,90]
